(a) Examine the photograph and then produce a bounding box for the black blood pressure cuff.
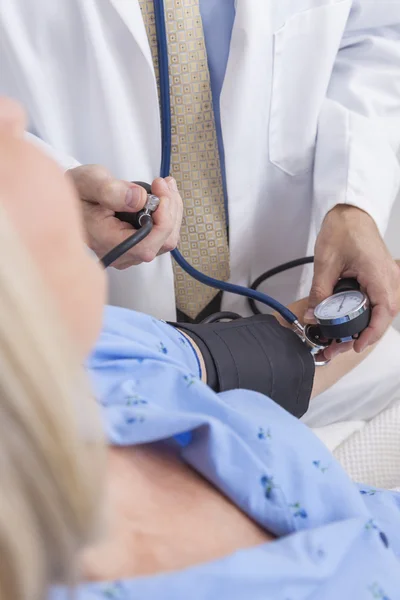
[172,315,315,418]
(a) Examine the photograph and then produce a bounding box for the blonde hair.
[0,202,104,600]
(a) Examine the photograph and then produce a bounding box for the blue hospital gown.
[51,306,400,600]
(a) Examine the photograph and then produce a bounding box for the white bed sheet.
[303,326,400,428]
[307,327,400,490]
[333,398,400,490]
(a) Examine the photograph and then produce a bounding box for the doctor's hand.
[67,165,183,269]
[305,204,400,360]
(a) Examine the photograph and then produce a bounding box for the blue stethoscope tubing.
[153,0,298,325]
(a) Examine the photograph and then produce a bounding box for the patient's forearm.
[179,260,400,405]
[179,305,377,403]
[180,300,376,399]
[274,297,378,399]
[278,259,400,398]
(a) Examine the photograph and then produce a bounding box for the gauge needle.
[338,295,345,313]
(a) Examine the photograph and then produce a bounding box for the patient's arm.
[179,307,377,403]
[278,258,400,398]
[180,259,400,406]
[273,296,378,400]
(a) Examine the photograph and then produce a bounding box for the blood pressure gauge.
[300,278,371,366]
[313,278,371,342]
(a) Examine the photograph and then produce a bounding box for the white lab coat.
[1,0,399,320]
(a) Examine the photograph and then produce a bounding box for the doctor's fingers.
[353,265,400,353]
[83,212,156,269]
[68,165,148,213]
[103,195,181,269]
[322,340,354,362]
[152,177,183,254]
[81,178,181,268]
[305,254,343,322]
[114,177,184,265]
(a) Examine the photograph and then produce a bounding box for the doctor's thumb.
[305,261,342,323]
[68,165,148,213]
[98,179,148,213]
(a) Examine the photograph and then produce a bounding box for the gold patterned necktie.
[139,0,230,320]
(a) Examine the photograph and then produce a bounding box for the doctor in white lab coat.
[1,0,400,363]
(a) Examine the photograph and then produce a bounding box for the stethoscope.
[100,0,371,365]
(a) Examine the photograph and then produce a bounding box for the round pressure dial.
[315,290,366,322]
[314,281,371,341]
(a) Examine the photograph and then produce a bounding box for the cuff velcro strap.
[172,315,315,418]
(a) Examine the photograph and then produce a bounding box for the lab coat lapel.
[219,0,273,280]
[109,0,155,76]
